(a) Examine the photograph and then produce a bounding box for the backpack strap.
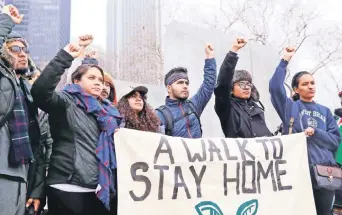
[156,105,174,136]
[288,117,294,134]
[156,100,203,136]
[185,100,202,136]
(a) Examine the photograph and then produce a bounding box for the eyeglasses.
[236,81,253,89]
[8,45,29,54]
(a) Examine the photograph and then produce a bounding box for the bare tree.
[118,26,164,85]
[202,0,342,97]
[203,0,253,33]
[311,26,342,75]
[241,0,275,45]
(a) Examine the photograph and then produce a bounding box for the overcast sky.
[71,0,342,48]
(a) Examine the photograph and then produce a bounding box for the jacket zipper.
[179,103,192,138]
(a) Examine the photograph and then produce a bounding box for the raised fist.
[231,37,247,53]
[78,35,94,47]
[85,50,98,59]
[283,47,296,62]
[2,5,24,24]
[64,44,83,59]
[205,43,214,59]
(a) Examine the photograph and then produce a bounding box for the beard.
[170,87,189,100]
[174,91,189,100]
[15,67,28,75]
[101,89,109,99]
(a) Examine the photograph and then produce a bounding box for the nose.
[18,50,27,57]
[94,79,102,86]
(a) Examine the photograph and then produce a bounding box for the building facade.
[4,0,71,69]
[107,0,163,85]
[0,0,5,10]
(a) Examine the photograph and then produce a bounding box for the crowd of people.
[0,4,341,215]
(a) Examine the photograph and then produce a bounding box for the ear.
[74,79,79,84]
[167,85,172,94]
[293,87,299,94]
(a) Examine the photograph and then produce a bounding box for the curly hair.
[117,95,160,132]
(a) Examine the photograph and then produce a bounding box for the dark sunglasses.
[8,45,29,54]
[236,81,253,89]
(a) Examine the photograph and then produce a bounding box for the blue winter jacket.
[156,58,217,138]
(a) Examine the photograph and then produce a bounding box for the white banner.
[115,129,316,215]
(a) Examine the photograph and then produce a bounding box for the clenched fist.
[64,44,83,59]
[2,5,24,24]
[205,43,214,59]
[231,37,247,53]
[304,127,315,137]
[85,50,98,59]
[78,35,94,47]
[283,47,296,62]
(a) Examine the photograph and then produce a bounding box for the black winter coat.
[214,51,272,138]
[31,50,101,189]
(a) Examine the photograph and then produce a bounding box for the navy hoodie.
[269,60,340,165]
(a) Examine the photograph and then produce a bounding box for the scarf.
[63,84,122,210]
[7,80,33,166]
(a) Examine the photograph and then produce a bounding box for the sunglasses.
[236,81,253,89]
[8,45,29,54]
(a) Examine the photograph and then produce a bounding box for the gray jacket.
[0,13,45,199]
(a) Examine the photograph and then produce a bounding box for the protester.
[214,37,272,138]
[335,93,342,167]
[333,92,342,214]
[24,69,53,171]
[269,47,341,215]
[0,5,46,214]
[156,44,216,138]
[81,50,117,105]
[22,66,52,214]
[31,35,122,215]
[118,86,161,133]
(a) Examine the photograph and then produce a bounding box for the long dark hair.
[71,64,104,83]
[117,94,160,132]
[291,71,311,101]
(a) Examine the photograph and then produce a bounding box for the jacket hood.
[0,31,36,73]
[104,72,117,105]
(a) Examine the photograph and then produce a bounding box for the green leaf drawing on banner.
[195,201,224,215]
[236,199,258,215]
